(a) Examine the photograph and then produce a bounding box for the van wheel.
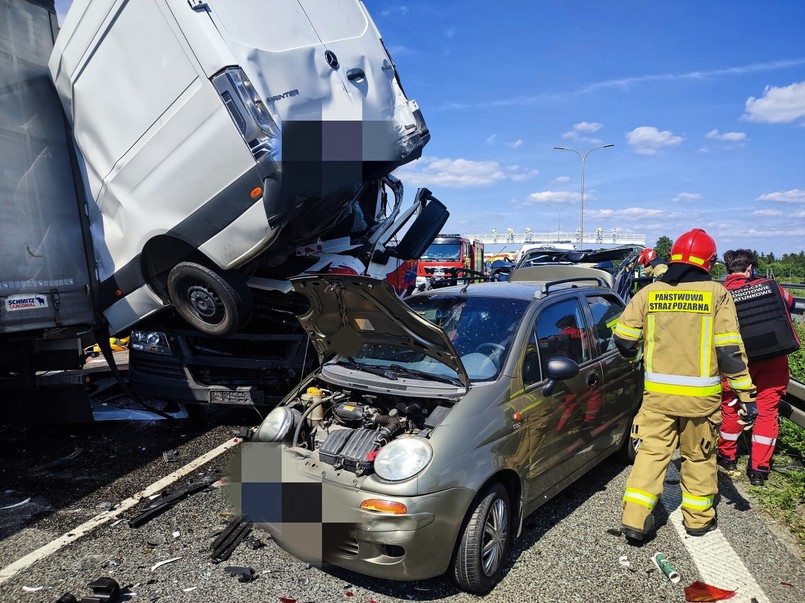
[450,483,511,594]
[167,262,252,336]
[619,412,641,464]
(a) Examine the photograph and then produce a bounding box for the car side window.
[523,298,590,386]
[585,294,623,355]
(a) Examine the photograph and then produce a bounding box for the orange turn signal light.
[360,499,407,514]
[250,186,263,200]
[115,289,123,297]
[513,411,522,421]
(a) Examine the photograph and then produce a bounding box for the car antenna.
[460,281,471,294]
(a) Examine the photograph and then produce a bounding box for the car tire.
[450,482,511,594]
[167,261,252,337]
[618,412,641,464]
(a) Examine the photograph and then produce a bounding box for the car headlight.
[130,330,171,355]
[374,437,432,481]
[254,407,300,442]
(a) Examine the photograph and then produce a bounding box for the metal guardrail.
[781,378,805,429]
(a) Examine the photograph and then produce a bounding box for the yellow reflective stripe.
[714,332,741,346]
[644,381,722,396]
[688,255,706,266]
[727,375,753,389]
[671,254,683,261]
[682,493,713,510]
[700,316,712,378]
[614,323,642,339]
[606,316,619,330]
[645,314,655,373]
[624,488,657,509]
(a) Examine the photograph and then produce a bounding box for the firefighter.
[717,249,798,486]
[613,228,756,541]
[638,247,668,280]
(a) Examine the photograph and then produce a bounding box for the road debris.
[652,552,681,584]
[150,556,182,572]
[21,585,43,592]
[618,555,631,568]
[182,586,198,593]
[1,497,31,510]
[224,566,256,583]
[163,450,180,463]
[128,474,219,528]
[30,447,83,471]
[683,580,736,601]
[210,515,252,563]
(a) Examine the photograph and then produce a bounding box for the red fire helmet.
[670,228,717,272]
[637,248,658,267]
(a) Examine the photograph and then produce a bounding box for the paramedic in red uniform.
[717,249,797,486]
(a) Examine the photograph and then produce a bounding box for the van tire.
[167,262,252,336]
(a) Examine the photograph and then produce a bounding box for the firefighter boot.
[622,514,655,543]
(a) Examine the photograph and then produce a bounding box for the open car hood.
[291,275,470,388]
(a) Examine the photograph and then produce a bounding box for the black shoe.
[685,516,718,537]
[717,454,738,473]
[622,514,655,543]
[747,470,767,486]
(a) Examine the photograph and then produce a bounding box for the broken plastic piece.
[182,587,198,592]
[31,447,83,471]
[278,598,297,603]
[163,450,179,462]
[56,593,78,603]
[243,535,265,550]
[128,475,219,528]
[210,516,252,563]
[618,555,631,568]
[1,497,31,510]
[85,577,121,603]
[224,566,256,583]
[22,585,43,592]
[150,556,182,571]
[684,580,736,601]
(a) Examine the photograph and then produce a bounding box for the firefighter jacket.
[614,273,756,417]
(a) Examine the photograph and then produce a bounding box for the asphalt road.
[1,402,804,603]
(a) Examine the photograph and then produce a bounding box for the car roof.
[410,278,613,303]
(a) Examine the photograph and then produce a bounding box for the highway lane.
[1,405,804,603]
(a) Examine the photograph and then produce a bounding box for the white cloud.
[525,191,581,204]
[757,188,805,203]
[752,209,784,216]
[794,211,805,218]
[743,81,805,124]
[705,129,747,141]
[552,176,572,185]
[394,157,535,188]
[485,134,497,145]
[587,207,678,218]
[507,139,524,149]
[562,121,604,141]
[673,192,702,202]
[626,126,684,154]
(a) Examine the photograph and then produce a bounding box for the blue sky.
[55,1,805,255]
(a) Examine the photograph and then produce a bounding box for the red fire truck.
[416,234,485,290]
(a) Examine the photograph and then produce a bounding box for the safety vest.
[729,277,800,361]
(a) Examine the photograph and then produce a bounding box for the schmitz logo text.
[4,294,49,312]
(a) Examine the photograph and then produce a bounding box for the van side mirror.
[541,356,580,397]
[387,189,449,260]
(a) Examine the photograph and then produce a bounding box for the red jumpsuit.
[718,274,795,474]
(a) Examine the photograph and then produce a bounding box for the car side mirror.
[541,356,580,397]
[387,190,449,260]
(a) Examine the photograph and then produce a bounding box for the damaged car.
[240,271,642,593]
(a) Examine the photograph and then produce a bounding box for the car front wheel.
[167,261,252,336]
[451,482,511,594]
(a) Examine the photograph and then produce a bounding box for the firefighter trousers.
[623,406,720,533]
[719,355,788,474]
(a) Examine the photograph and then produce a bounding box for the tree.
[654,236,673,262]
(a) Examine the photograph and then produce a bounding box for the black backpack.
[730,277,800,361]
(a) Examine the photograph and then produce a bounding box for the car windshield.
[420,242,462,261]
[339,295,530,383]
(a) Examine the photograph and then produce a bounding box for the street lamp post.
[547,203,573,243]
[553,143,614,249]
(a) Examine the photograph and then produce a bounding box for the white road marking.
[0,436,241,585]
[661,461,769,603]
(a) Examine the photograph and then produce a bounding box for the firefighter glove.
[737,402,758,431]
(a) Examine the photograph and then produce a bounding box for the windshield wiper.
[332,359,462,386]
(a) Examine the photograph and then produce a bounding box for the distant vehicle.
[416,234,485,290]
[514,242,574,264]
[247,270,642,593]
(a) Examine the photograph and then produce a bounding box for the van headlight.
[374,438,432,481]
[130,330,171,355]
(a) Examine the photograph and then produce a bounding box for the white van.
[49,0,429,336]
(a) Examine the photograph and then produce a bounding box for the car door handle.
[347,68,366,82]
[586,372,599,387]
